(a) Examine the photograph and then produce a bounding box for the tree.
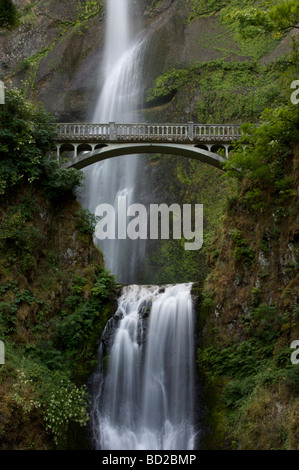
[227,0,299,38]
[224,104,299,182]
[0,87,83,197]
[0,0,19,30]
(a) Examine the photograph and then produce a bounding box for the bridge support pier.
[56,144,61,160]
[73,144,79,159]
[224,144,230,157]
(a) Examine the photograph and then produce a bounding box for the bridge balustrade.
[56,122,242,143]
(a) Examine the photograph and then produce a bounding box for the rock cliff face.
[0,0,105,120]
[0,182,118,449]
[196,139,299,450]
[1,0,296,121]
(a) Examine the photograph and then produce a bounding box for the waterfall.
[85,2,199,452]
[79,0,147,284]
[91,284,196,450]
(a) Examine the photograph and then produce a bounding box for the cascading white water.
[91,284,196,450]
[86,2,198,451]
[79,0,147,283]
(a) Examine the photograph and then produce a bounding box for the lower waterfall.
[90,283,196,450]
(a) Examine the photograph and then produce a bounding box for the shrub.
[10,363,89,446]
[74,208,99,235]
[224,105,299,182]
[0,0,19,29]
[42,164,84,199]
[0,88,83,198]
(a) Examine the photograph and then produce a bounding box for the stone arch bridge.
[55,122,242,171]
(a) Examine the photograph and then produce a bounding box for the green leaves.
[224,104,299,182]
[187,0,226,22]
[0,88,54,194]
[74,208,99,235]
[146,68,192,102]
[42,165,84,199]
[198,339,260,379]
[91,268,115,298]
[226,1,299,38]
[0,0,19,30]
[0,88,83,199]
[229,229,255,265]
[55,268,115,350]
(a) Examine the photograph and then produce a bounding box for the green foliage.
[0,88,83,198]
[42,163,84,199]
[0,207,25,241]
[0,0,19,29]
[251,287,262,306]
[199,339,264,380]
[198,299,291,382]
[91,267,115,298]
[0,281,45,335]
[0,261,115,447]
[223,377,254,409]
[198,296,298,444]
[147,68,193,102]
[76,0,104,21]
[0,88,54,193]
[56,302,97,349]
[229,229,255,265]
[0,202,46,272]
[0,87,116,449]
[187,0,226,21]
[55,268,115,350]
[144,237,207,284]
[285,366,299,392]
[20,1,37,26]
[74,208,99,235]
[9,359,89,446]
[226,0,299,38]
[185,0,292,60]
[0,301,17,334]
[243,188,266,211]
[26,341,66,371]
[225,104,299,183]
[143,155,228,284]
[145,0,163,17]
[148,60,289,123]
[202,289,214,308]
[42,375,89,445]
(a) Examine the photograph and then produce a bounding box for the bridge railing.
[193,124,241,139]
[56,122,242,142]
[56,124,110,139]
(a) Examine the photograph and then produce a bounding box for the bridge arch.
[77,143,93,154]
[62,142,227,171]
[59,143,75,158]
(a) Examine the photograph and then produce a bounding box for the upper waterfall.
[92,0,145,122]
[79,0,147,283]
